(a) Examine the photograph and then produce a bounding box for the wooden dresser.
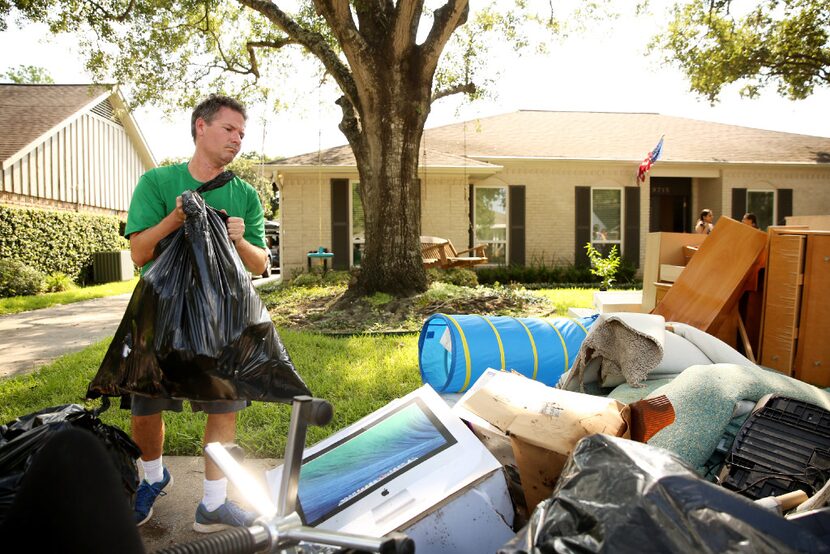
[759,228,830,386]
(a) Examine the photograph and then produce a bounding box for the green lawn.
[0,286,597,458]
[0,331,423,458]
[0,278,139,315]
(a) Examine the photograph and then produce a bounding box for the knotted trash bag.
[0,402,141,525]
[87,171,310,402]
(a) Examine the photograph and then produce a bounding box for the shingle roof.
[0,84,111,163]
[275,144,496,168]
[426,111,830,164]
[278,110,830,166]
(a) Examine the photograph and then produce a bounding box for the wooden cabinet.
[794,235,830,386]
[760,230,830,386]
[641,232,707,312]
[759,233,805,375]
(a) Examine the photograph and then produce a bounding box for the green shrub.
[322,270,352,286]
[0,259,45,298]
[0,204,127,283]
[291,272,323,287]
[585,243,621,289]
[477,263,590,285]
[43,272,77,293]
[425,268,478,287]
[444,268,478,287]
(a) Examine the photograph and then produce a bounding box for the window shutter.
[468,184,474,248]
[731,188,747,220]
[624,186,640,267]
[509,185,526,266]
[331,179,350,270]
[575,187,590,266]
[777,189,793,225]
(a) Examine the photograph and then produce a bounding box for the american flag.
[637,135,664,183]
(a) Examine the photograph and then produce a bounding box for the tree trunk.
[340,61,433,296]
[353,108,428,296]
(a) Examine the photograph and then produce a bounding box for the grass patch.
[0,331,422,458]
[0,277,139,315]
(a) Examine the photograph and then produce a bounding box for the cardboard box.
[454,369,631,510]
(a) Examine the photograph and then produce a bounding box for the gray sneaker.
[193,500,256,533]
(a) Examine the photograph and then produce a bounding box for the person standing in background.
[695,209,714,234]
[742,213,759,228]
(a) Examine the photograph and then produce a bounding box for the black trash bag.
[87,172,310,402]
[0,401,141,525]
[499,434,830,554]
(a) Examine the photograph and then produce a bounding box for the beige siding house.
[0,84,156,216]
[268,110,830,275]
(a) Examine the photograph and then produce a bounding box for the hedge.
[476,260,638,287]
[0,204,129,283]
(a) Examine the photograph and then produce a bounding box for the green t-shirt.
[126,163,265,271]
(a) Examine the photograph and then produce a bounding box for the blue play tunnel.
[418,314,597,393]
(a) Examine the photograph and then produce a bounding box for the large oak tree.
[4,1,575,295]
[654,0,829,101]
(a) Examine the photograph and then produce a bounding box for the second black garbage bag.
[87,172,310,402]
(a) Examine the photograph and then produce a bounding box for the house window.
[474,186,507,265]
[747,190,775,231]
[351,182,365,266]
[591,188,622,255]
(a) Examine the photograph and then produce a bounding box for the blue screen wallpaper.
[297,398,456,525]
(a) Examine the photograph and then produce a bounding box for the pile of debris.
[276,216,830,553]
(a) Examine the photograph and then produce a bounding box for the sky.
[1,2,829,163]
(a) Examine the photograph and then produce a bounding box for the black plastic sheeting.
[500,434,830,554]
[88,172,310,402]
[0,403,141,524]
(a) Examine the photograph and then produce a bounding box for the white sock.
[141,457,164,484]
[202,478,228,512]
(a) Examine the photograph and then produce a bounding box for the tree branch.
[312,0,377,91]
[392,0,424,57]
[419,0,469,80]
[235,0,359,104]
[431,81,476,102]
[245,39,295,78]
[88,0,135,22]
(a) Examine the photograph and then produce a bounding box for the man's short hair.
[191,94,247,140]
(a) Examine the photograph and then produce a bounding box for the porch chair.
[420,236,488,269]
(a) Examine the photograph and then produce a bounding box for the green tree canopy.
[1,64,55,83]
[654,0,830,101]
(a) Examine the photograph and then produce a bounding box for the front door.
[649,177,691,233]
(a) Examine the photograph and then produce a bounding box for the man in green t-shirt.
[126,95,266,533]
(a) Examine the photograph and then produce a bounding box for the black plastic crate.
[721,395,830,500]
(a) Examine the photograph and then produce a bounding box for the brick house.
[267,110,830,275]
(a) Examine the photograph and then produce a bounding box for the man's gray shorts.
[130,395,249,416]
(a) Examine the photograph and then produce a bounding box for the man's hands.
[224,213,245,243]
[174,196,186,223]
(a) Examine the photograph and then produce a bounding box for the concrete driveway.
[0,294,132,379]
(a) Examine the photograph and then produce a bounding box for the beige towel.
[560,313,665,391]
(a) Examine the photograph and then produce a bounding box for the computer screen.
[295,396,457,526]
